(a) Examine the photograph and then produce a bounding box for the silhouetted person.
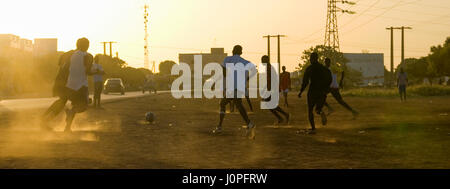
[323,58,359,117]
[41,38,93,132]
[298,52,332,134]
[92,55,105,108]
[280,66,291,107]
[261,55,290,124]
[397,68,408,102]
[214,45,256,139]
[230,78,254,113]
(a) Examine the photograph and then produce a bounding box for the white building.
[344,53,384,86]
[0,34,21,51]
[33,38,57,57]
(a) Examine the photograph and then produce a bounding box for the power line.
[340,0,405,36]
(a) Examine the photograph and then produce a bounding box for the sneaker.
[212,127,223,134]
[246,122,256,140]
[320,111,327,126]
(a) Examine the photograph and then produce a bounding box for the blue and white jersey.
[222,55,256,96]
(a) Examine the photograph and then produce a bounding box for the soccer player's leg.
[331,88,358,116]
[214,98,232,134]
[307,93,316,132]
[234,98,255,139]
[283,91,289,107]
[245,95,254,112]
[274,106,290,124]
[41,98,68,131]
[316,93,328,126]
[270,108,283,124]
[65,87,89,133]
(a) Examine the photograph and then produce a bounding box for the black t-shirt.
[301,62,332,95]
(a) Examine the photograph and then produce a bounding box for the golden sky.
[1,0,449,71]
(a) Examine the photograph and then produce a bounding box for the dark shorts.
[66,86,89,113]
[399,85,406,93]
[308,91,327,113]
[94,82,103,96]
[328,88,343,101]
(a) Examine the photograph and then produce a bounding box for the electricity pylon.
[324,0,356,51]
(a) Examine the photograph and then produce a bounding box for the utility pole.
[386,26,412,87]
[263,35,286,73]
[263,35,272,61]
[386,27,394,87]
[401,26,412,66]
[276,35,286,73]
[144,4,150,70]
[108,41,116,57]
[101,41,116,57]
[101,42,108,55]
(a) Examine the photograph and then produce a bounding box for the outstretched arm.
[299,68,311,97]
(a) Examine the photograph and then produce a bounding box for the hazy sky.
[1,0,449,71]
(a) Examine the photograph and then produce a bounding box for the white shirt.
[91,63,104,83]
[66,50,88,90]
[330,72,339,89]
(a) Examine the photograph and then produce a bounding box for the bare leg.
[284,92,289,107]
[245,96,253,112]
[64,108,75,132]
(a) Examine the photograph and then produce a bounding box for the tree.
[159,60,176,75]
[428,37,450,77]
[299,45,362,88]
[396,57,428,84]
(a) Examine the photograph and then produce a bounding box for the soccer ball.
[145,112,155,123]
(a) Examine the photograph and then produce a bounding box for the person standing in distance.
[280,66,291,107]
[92,55,106,109]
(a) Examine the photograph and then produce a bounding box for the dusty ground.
[0,93,449,169]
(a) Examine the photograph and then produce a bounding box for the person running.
[397,68,408,102]
[262,55,290,124]
[41,38,93,132]
[230,79,254,113]
[297,52,332,134]
[92,55,105,109]
[213,45,256,139]
[280,66,291,107]
[323,58,359,117]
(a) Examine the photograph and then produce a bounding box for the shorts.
[66,86,89,113]
[282,89,289,93]
[94,82,103,97]
[307,91,327,114]
[399,85,406,94]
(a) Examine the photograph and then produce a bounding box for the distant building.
[344,53,384,86]
[34,38,57,57]
[179,48,228,69]
[178,48,228,88]
[0,34,21,51]
[19,38,33,52]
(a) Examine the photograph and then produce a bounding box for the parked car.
[104,78,125,95]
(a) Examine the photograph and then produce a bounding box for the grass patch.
[342,85,450,97]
